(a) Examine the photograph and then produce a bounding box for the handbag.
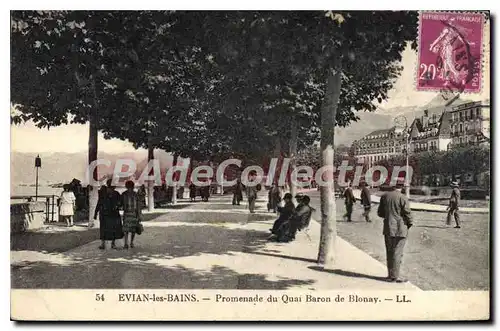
[136,223,144,235]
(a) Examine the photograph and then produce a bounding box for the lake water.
[11,185,63,197]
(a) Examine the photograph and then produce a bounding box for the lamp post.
[35,154,41,201]
[394,116,410,199]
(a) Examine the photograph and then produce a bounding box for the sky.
[11,30,490,154]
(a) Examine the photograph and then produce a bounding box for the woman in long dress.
[94,180,123,250]
[232,179,243,205]
[189,183,197,202]
[121,180,142,249]
[59,184,76,227]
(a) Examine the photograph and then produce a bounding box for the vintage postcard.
[10,9,490,321]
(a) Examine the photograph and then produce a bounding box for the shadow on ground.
[11,227,99,253]
[12,224,315,289]
[147,212,273,225]
[308,266,389,283]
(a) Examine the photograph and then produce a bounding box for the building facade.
[352,127,406,164]
[448,100,490,149]
[409,107,452,153]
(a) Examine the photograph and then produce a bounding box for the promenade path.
[11,195,419,290]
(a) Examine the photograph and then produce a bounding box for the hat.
[295,193,304,200]
[450,181,459,187]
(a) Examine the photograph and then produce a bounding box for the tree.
[177,11,418,266]
[11,11,133,225]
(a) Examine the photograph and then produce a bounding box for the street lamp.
[394,116,410,199]
[35,154,42,201]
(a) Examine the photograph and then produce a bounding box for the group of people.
[342,181,372,222]
[93,179,143,250]
[230,178,261,213]
[342,180,462,283]
[269,193,313,243]
[189,183,211,202]
[152,184,183,207]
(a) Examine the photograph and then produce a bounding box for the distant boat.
[50,183,64,188]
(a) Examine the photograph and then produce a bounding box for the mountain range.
[10,150,174,187]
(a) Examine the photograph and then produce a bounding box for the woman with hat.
[121,180,142,249]
[59,184,76,227]
[270,193,295,237]
[94,179,123,249]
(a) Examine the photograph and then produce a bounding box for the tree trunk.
[172,154,179,205]
[289,117,298,200]
[88,78,99,228]
[317,66,342,268]
[274,135,282,158]
[147,143,155,212]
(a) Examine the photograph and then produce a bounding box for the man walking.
[447,181,461,229]
[246,171,260,213]
[343,181,356,222]
[360,181,372,222]
[377,186,413,283]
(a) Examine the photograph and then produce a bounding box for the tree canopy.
[11,10,418,164]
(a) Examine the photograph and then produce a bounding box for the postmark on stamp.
[417,11,484,94]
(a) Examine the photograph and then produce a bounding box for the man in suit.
[447,182,461,229]
[343,181,356,222]
[377,186,413,283]
[360,181,372,222]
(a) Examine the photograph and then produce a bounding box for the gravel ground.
[308,191,490,290]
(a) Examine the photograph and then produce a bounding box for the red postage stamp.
[417,11,484,93]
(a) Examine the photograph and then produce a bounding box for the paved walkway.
[12,195,419,290]
[352,189,489,214]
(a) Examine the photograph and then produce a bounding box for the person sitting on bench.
[269,193,295,237]
[280,195,313,242]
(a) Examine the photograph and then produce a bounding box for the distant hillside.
[10,150,174,187]
[335,112,393,146]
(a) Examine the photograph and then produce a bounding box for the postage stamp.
[417,11,484,93]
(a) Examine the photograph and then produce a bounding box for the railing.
[10,194,58,223]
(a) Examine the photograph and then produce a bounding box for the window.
[459,123,463,132]
[477,108,481,117]
[452,113,455,121]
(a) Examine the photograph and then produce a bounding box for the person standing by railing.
[59,184,76,227]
